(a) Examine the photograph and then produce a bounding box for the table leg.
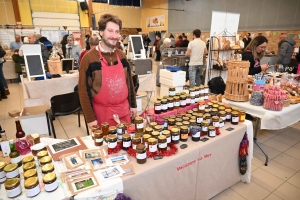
[253,118,269,166]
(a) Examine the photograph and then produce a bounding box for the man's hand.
[130,108,137,119]
[88,120,98,129]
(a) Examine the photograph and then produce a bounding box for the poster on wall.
[72,31,82,48]
[146,15,165,28]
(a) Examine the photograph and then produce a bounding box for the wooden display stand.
[225,60,250,102]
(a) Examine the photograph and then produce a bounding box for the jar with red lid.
[127,125,136,139]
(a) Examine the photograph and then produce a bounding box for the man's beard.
[102,36,117,49]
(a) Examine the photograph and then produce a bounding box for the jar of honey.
[24,177,40,197]
[183,121,190,133]
[232,107,239,112]
[196,113,203,125]
[163,116,169,130]
[207,102,213,111]
[122,134,131,150]
[43,172,58,192]
[186,94,191,106]
[239,110,246,122]
[91,125,100,140]
[94,130,103,146]
[171,128,180,144]
[142,134,151,149]
[154,101,162,114]
[161,99,168,112]
[107,135,118,150]
[158,135,167,151]
[101,122,109,136]
[201,120,209,135]
[189,88,195,97]
[37,150,48,166]
[191,96,195,104]
[219,119,225,128]
[169,86,176,97]
[136,144,147,164]
[173,96,180,109]
[151,131,160,142]
[132,135,141,150]
[175,122,183,128]
[191,126,201,142]
[180,95,187,107]
[4,164,19,179]
[211,108,218,117]
[204,114,211,124]
[219,106,225,112]
[4,178,22,198]
[231,111,239,125]
[116,123,125,140]
[167,97,174,111]
[108,126,117,135]
[219,111,226,122]
[212,116,220,128]
[134,116,144,133]
[148,138,157,153]
[180,126,189,142]
[154,125,163,135]
[225,109,232,122]
[162,130,171,146]
[208,126,216,137]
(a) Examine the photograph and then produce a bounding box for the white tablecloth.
[223,99,300,130]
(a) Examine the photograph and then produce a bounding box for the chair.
[45,92,89,138]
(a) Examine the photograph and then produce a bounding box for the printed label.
[199,105,205,110]
[220,116,226,121]
[199,90,204,94]
[202,126,208,131]
[117,128,123,134]
[108,141,117,148]
[195,97,199,102]
[174,102,180,107]
[26,184,40,197]
[191,99,195,104]
[166,137,171,143]
[162,104,168,110]
[96,138,103,143]
[136,123,144,129]
[181,133,188,139]
[232,117,239,123]
[6,168,19,179]
[168,103,174,108]
[190,92,195,97]
[10,156,22,164]
[149,145,157,152]
[204,95,209,100]
[123,141,131,147]
[130,133,135,139]
[186,98,191,104]
[219,122,224,128]
[169,91,176,96]
[204,88,209,93]
[7,184,21,198]
[0,170,5,178]
[200,96,204,100]
[155,105,161,110]
[213,122,220,128]
[0,176,6,183]
[117,134,123,140]
[226,114,231,119]
[136,152,146,159]
[158,143,167,148]
[209,130,216,137]
[44,180,58,192]
[132,144,137,150]
[180,100,186,106]
[193,131,200,138]
[172,135,179,141]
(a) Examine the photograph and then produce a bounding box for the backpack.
[208,76,226,95]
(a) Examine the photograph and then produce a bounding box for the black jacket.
[242,50,262,75]
[180,40,189,48]
[0,46,6,58]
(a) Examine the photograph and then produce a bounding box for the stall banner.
[146,15,165,28]
[273,31,278,37]
[72,31,82,48]
[290,34,295,39]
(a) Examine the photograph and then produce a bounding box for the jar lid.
[219,106,225,110]
[4,178,19,188]
[150,122,157,126]
[212,104,219,108]
[143,134,151,139]
[183,121,190,125]
[107,134,117,140]
[4,163,18,172]
[162,130,170,135]
[40,156,52,164]
[145,127,153,132]
[180,126,188,130]
[190,116,196,120]
[207,102,213,106]
[163,96,169,99]
[232,107,239,111]
[189,88,195,91]
[132,135,141,141]
[136,144,146,151]
[42,163,54,172]
[182,117,189,121]
[189,119,196,123]
[94,130,103,135]
[240,110,246,113]
[173,96,180,100]
[169,86,175,89]
[180,95,186,98]
[91,125,100,130]
[101,122,109,127]
[212,101,218,104]
[219,111,226,115]
[168,118,175,123]
[0,161,7,170]
[198,113,203,117]
[22,155,34,163]
[199,85,204,89]
[204,109,210,113]
[232,111,239,115]
[156,97,163,101]
[204,85,209,88]
[167,97,173,101]
[158,135,166,140]
[218,102,224,106]
[37,150,48,158]
[134,116,143,121]
[154,101,161,104]
[171,127,179,132]
[205,114,211,117]
[43,172,56,183]
[208,126,215,129]
[202,120,209,125]
[24,177,38,188]
[23,162,36,170]
[24,169,37,178]
[175,122,183,126]
[108,126,117,131]
[148,138,156,143]
[117,123,124,128]
[161,99,168,103]
[225,109,232,112]
[211,108,218,112]
[154,125,162,130]
[122,134,130,139]
[152,131,160,136]
[212,116,219,120]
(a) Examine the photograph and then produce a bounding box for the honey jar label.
[10,155,22,164]
[226,114,231,119]
[158,143,167,148]
[213,122,219,128]
[149,145,157,152]
[155,105,161,110]
[123,141,131,147]
[199,105,205,110]
[26,184,40,197]
[136,123,144,129]
[181,134,188,139]
[108,142,117,149]
[168,103,174,108]
[7,184,21,198]
[202,126,208,131]
[96,138,103,143]
[193,131,200,138]
[220,116,226,121]
[136,152,146,159]
[132,144,137,150]
[204,88,209,93]
[174,102,180,107]
[196,118,203,124]
[180,100,186,106]
[6,168,19,179]
[166,137,171,143]
[169,91,176,96]
[191,99,195,104]
[162,104,168,110]
[209,130,216,137]
[44,180,58,192]
[232,117,239,123]
[186,98,191,104]
[172,135,179,141]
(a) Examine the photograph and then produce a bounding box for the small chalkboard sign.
[61,59,74,74]
[129,35,145,59]
[25,55,44,75]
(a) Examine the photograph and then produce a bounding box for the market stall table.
[3,60,18,79]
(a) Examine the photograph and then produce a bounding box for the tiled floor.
[1,61,300,200]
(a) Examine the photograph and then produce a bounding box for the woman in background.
[0,42,9,95]
[60,35,69,58]
[12,49,24,83]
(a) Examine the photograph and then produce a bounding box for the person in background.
[0,80,7,101]
[85,34,91,50]
[175,35,183,47]
[160,38,171,57]
[243,33,252,49]
[242,35,269,75]
[180,35,189,47]
[60,35,69,58]
[79,35,99,64]
[65,35,82,69]
[12,49,24,83]
[237,36,245,50]
[276,33,296,69]
[36,34,41,41]
[39,36,53,51]
[186,29,207,88]
[169,34,176,47]
[154,35,163,61]
[0,42,9,95]
[142,34,151,56]
[116,35,125,50]
[78,13,137,128]
[10,35,23,51]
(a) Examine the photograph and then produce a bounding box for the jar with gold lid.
[122,134,131,150]
[190,96,195,104]
[148,138,157,153]
[134,116,144,133]
[225,109,232,122]
[190,116,196,120]
[91,125,100,140]
[182,116,190,122]
[158,135,167,151]
[231,111,239,125]
[24,169,38,180]
[219,106,225,112]
[149,122,157,128]
[157,96,163,101]
[153,125,162,135]
[132,135,141,150]
[186,94,191,106]
[167,97,173,111]
[189,119,196,127]
[23,162,36,173]
[167,118,176,130]
[195,92,200,102]
[196,113,203,125]
[154,101,162,114]
[201,120,209,135]
[183,121,190,133]
[25,177,40,197]
[175,92,181,97]
[180,126,189,142]
[219,111,226,122]
[192,108,198,113]
[207,102,213,110]
[4,178,21,198]
[204,109,210,115]
[175,122,183,128]
[145,127,153,135]
[204,114,211,124]
[169,86,176,97]
[151,131,160,142]
[162,130,171,146]
[169,115,176,119]
[107,135,118,150]
[101,122,109,136]
[208,126,216,137]
[4,163,19,179]
[0,161,7,184]
[94,130,103,147]
[189,88,195,97]
[239,110,246,122]
[42,163,55,175]
[211,108,218,117]
[171,128,180,144]
[232,107,239,112]
[40,156,52,167]
[212,116,220,128]
[142,134,151,149]
[173,96,180,109]
[43,172,58,192]
[162,116,169,130]
[180,95,187,107]
[136,144,147,164]
[22,155,34,165]
[37,150,48,166]
[108,126,117,135]
[160,99,168,112]
[116,123,125,140]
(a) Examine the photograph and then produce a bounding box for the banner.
[72,31,82,48]
[146,15,165,28]
[273,31,278,37]
[290,34,295,39]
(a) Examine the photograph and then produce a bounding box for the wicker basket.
[283,99,291,107]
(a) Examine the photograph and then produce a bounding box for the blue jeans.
[189,65,205,88]
[0,63,8,89]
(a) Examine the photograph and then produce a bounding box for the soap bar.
[180,144,188,149]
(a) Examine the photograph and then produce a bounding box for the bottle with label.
[0,125,7,140]
[136,144,147,164]
[9,140,22,167]
[15,117,25,140]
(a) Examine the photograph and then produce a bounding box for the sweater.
[241,50,262,75]
[78,48,137,123]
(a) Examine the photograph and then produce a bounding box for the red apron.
[93,46,130,126]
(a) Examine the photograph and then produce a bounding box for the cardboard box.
[20,105,50,135]
[8,110,21,117]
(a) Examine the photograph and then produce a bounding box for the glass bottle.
[0,125,7,140]
[15,117,25,140]
[239,110,246,122]
[9,140,22,168]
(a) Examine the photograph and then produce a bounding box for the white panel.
[33,18,80,27]
[32,12,79,20]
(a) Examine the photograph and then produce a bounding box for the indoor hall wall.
[168,0,300,33]
[0,0,16,25]
[141,0,168,33]
[92,3,141,28]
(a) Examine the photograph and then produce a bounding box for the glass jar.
[196,113,203,125]
[204,114,211,124]
[212,116,220,128]
[43,172,58,192]
[239,110,246,122]
[158,135,167,151]
[162,130,171,146]
[208,126,216,137]
[134,116,144,133]
[151,131,160,142]
[161,99,168,112]
[136,144,147,164]
[163,116,169,130]
[145,127,153,135]
[167,97,174,111]
[173,96,180,109]
[180,126,189,142]
[169,86,176,97]
[191,126,201,142]
[219,119,225,128]
[37,150,48,166]
[207,102,213,111]
[186,94,191,106]
[40,156,52,167]
[24,177,40,197]
[91,125,100,140]
[154,125,163,135]
[180,95,187,107]
[22,156,34,165]
[107,135,118,150]
[189,119,196,127]
[117,123,125,140]
[219,106,225,112]
[146,137,157,153]
[149,122,157,128]
[107,126,117,136]
[4,163,19,179]
[189,88,195,97]
[225,109,232,122]
[231,111,239,125]
[122,134,131,150]
[191,96,195,104]
[168,118,176,130]
[183,121,190,133]
[42,163,55,175]
[0,161,7,184]
[23,162,36,173]
[142,134,151,149]
[154,101,162,114]
[171,128,180,144]
[211,108,218,117]
[175,122,183,128]
[24,169,38,180]
[132,136,141,150]
[4,178,22,198]
[101,122,109,136]
[201,120,209,135]
[219,111,226,122]
[94,130,103,146]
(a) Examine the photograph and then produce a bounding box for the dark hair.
[14,49,19,53]
[85,34,90,38]
[182,33,186,37]
[247,33,251,36]
[89,36,99,46]
[179,35,183,39]
[60,35,69,45]
[170,34,174,38]
[193,29,201,38]
[98,13,122,31]
[156,34,161,38]
[183,35,187,39]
